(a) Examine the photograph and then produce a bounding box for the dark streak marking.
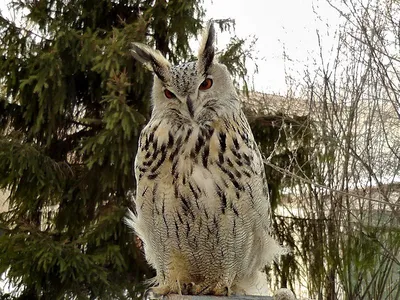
[151,149,159,160]
[190,149,196,159]
[207,225,213,235]
[221,193,227,214]
[162,198,169,237]
[169,135,182,161]
[141,186,149,197]
[167,132,174,148]
[231,147,242,159]
[177,212,184,224]
[152,138,158,151]
[233,205,239,217]
[187,98,194,118]
[189,182,199,200]
[200,126,208,137]
[184,128,193,143]
[194,198,200,210]
[218,132,226,152]
[243,153,251,165]
[204,208,209,219]
[213,214,218,225]
[243,170,252,177]
[234,169,242,179]
[222,178,229,188]
[144,139,150,151]
[172,160,179,178]
[208,127,215,138]
[202,145,209,168]
[152,183,158,203]
[227,158,234,168]
[174,220,181,244]
[174,185,179,198]
[148,173,158,180]
[232,178,243,191]
[217,162,236,182]
[138,166,147,173]
[169,146,180,162]
[150,146,167,173]
[195,135,205,153]
[217,161,243,191]
[186,222,191,238]
[246,183,256,208]
[223,119,231,130]
[240,132,249,144]
[232,136,240,149]
[148,131,155,144]
[218,152,224,164]
[180,196,191,213]
[175,135,183,147]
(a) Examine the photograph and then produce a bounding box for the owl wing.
[201,111,284,269]
[212,111,272,229]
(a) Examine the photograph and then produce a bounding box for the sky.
[205,0,341,94]
[0,0,342,95]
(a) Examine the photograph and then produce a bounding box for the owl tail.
[262,235,290,266]
[235,236,290,296]
[234,271,270,296]
[124,209,138,232]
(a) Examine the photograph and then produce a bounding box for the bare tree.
[261,0,400,299]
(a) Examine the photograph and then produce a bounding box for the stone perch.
[163,290,296,300]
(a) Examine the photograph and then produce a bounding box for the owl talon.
[181,282,195,295]
[144,286,171,300]
[211,286,231,296]
[183,282,212,295]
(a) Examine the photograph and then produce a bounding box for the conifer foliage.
[0,0,206,298]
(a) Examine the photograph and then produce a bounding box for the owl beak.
[186,96,194,118]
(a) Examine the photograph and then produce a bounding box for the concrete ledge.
[164,295,273,300]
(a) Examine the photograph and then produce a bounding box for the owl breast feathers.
[125,21,285,296]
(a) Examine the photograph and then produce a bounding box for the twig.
[264,159,400,209]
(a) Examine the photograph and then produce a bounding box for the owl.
[126,21,285,297]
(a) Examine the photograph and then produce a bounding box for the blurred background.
[0,0,399,299]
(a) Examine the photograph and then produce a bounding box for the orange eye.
[199,78,213,90]
[164,89,175,99]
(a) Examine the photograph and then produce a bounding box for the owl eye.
[164,89,175,99]
[199,78,213,90]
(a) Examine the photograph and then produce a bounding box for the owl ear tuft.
[131,43,171,81]
[197,20,215,75]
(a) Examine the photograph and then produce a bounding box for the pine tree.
[0,0,206,298]
[0,0,261,298]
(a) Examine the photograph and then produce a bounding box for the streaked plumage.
[126,21,284,296]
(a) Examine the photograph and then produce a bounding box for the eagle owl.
[126,22,284,296]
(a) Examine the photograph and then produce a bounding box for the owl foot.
[211,285,231,296]
[180,282,231,296]
[180,282,211,295]
[181,282,196,295]
[144,285,171,300]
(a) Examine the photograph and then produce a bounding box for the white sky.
[0,0,341,94]
[205,0,341,94]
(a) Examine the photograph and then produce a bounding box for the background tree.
[266,0,400,299]
[0,1,256,299]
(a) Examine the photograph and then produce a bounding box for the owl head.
[131,21,239,122]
